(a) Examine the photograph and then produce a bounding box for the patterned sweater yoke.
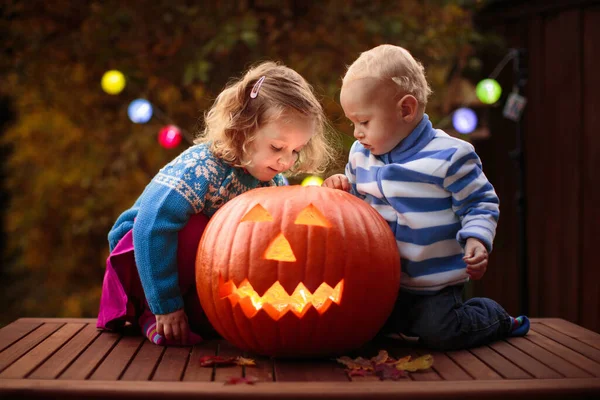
[108,143,284,314]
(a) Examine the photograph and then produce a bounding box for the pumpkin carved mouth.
[219,275,344,320]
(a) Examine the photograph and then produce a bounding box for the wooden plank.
[580,339,600,351]
[0,319,42,352]
[0,322,62,373]
[508,336,592,378]
[28,323,101,379]
[182,341,217,382]
[59,331,120,380]
[422,351,471,381]
[446,350,502,380]
[120,340,164,381]
[539,319,600,340]
[490,340,562,378]
[0,323,84,379]
[581,4,600,335]
[152,346,190,381]
[213,340,243,383]
[2,378,600,399]
[470,345,531,379]
[244,353,274,383]
[15,318,98,324]
[525,328,600,377]
[532,323,600,364]
[89,335,144,380]
[274,358,349,382]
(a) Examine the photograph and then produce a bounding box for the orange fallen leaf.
[335,356,373,371]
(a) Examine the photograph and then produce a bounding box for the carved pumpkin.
[196,186,400,357]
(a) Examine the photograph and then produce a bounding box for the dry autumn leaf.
[236,356,256,366]
[336,350,434,378]
[394,354,434,372]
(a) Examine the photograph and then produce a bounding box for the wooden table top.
[0,317,599,399]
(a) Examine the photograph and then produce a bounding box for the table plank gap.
[418,350,473,381]
[470,344,532,379]
[28,323,101,379]
[120,340,164,381]
[0,322,63,374]
[182,340,217,382]
[538,319,600,340]
[213,340,244,383]
[151,346,191,381]
[490,340,562,379]
[58,330,120,380]
[88,335,144,380]
[525,329,600,377]
[243,352,275,383]
[532,323,600,364]
[0,320,42,353]
[446,349,503,380]
[0,323,85,379]
[508,335,593,378]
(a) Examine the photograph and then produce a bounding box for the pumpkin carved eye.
[294,204,332,227]
[241,204,273,222]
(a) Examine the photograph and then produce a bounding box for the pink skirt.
[96,213,214,335]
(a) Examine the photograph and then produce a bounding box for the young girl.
[97,61,336,346]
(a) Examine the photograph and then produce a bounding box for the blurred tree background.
[0,0,496,326]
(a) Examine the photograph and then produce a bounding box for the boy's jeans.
[384,284,513,350]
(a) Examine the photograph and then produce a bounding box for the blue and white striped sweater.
[346,115,499,294]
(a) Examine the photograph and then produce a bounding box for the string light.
[452,107,478,134]
[101,70,126,95]
[301,176,324,187]
[158,125,183,149]
[127,99,153,124]
[476,78,502,104]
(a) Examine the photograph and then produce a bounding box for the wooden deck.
[0,318,599,399]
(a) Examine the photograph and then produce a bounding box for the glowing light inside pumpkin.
[219,276,344,320]
[294,204,332,227]
[241,204,273,222]
[264,233,296,262]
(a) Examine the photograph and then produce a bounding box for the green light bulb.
[476,79,502,104]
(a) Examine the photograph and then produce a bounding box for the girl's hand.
[322,174,351,191]
[155,308,190,343]
[463,237,488,280]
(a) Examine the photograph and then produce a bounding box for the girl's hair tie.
[250,76,266,99]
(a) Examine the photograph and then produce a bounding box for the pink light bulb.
[158,125,182,149]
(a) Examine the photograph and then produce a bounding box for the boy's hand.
[463,238,488,280]
[156,308,190,343]
[322,174,351,191]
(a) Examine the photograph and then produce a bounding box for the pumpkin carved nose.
[264,233,296,262]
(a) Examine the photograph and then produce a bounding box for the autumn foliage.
[0,0,488,324]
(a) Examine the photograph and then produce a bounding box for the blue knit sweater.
[108,143,285,314]
[345,114,499,294]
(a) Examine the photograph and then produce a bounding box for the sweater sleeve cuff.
[456,231,494,253]
[147,295,184,315]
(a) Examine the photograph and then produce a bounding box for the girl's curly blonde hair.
[195,61,336,175]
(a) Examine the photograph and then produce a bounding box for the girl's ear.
[396,95,419,122]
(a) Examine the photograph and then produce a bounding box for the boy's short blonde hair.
[195,61,335,174]
[344,44,432,107]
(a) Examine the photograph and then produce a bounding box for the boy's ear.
[396,95,419,122]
